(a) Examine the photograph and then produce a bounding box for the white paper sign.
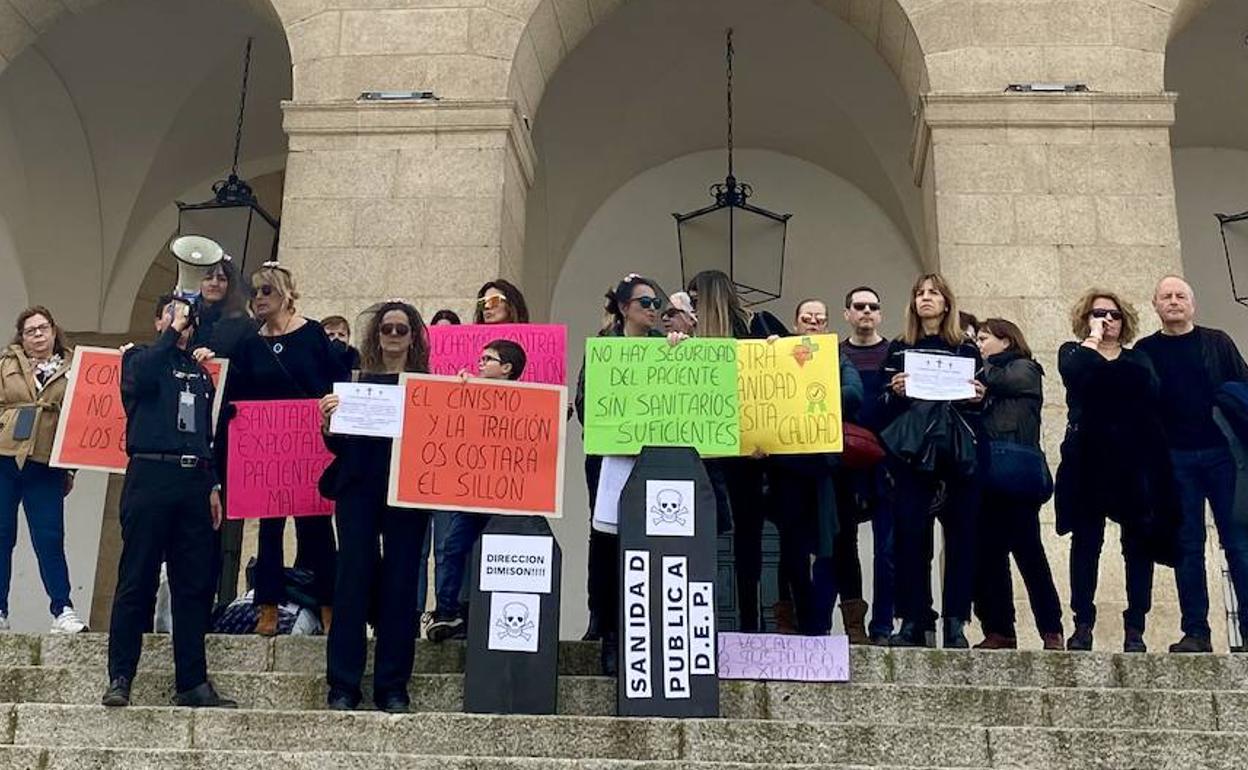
[592,455,635,534]
[689,581,716,676]
[329,381,405,438]
[902,351,976,401]
[645,479,695,538]
[623,549,652,699]
[488,591,540,653]
[478,534,554,594]
[661,556,691,700]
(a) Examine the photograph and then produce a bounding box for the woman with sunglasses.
[574,274,666,674]
[230,264,348,636]
[317,301,430,712]
[1056,289,1179,652]
[473,280,530,325]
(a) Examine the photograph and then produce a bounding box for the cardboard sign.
[50,346,228,473]
[389,374,567,517]
[583,338,739,456]
[429,324,567,385]
[226,399,333,519]
[738,335,843,455]
[717,632,850,682]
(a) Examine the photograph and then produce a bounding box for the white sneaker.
[50,608,87,634]
[0,612,9,631]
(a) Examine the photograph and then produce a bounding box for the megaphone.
[171,235,225,299]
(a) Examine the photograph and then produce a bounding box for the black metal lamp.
[1217,210,1248,307]
[176,38,279,278]
[673,28,791,306]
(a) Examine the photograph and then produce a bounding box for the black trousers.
[892,465,979,629]
[768,468,816,627]
[108,459,215,692]
[833,480,864,602]
[327,486,427,704]
[973,492,1062,637]
[1069,513,1153,632]
[255,514,336,607]
[583,455,619,634]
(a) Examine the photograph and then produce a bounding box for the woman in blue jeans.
[0,306,86,633]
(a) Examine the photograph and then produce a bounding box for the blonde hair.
[686,270,751,339]
[1070,288,1140,344]
[251,265,299,313]
[902,273,963,346]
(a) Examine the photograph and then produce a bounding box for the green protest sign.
[583,338,739,456]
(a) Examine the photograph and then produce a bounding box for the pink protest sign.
[716,633,849,682]
[226,399,334,519]
[428,324,567,385]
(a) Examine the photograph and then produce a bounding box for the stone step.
[4,703,1248,769]
[0,666,1243,732]
[13,633,1248,690]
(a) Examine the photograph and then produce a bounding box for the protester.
[1056,288,1179,653]
[1134,276,1248,653]
[474,280,530,325]
[104,296,233,708]
[321,315,361,371]
[430,309,461,326]
[318,301,431,712]
[972,318,1063,650]
[0,307,85,633]
[425,339,528,644]
[230,264,348,636]
[839,286,895,644]
[879,274,983,648]
[661,292,697,335]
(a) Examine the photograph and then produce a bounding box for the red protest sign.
[388,374,567,517]
[226,399,333,519]
[50,346,227,473]
[428,324,567,385]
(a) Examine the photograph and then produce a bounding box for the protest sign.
[389,374,567,517]
[226,399,333,519]
[50,347,228,473]
[583,338,739,456]
[429,324,567,385]
[717,632,849,682]
[738,335,843,455]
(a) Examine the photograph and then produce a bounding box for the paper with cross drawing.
[902,350,976,401]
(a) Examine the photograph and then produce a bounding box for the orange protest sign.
[388,374,567,517]
[50,346,228,473]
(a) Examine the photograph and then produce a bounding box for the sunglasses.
[633,296,663,310]
[252,285,276,297]
[799,314,828,325]
[851,302,881,312]
[1089,308,1124,321]
[380,323,411,337]
[477,295,507,310]
[478,354,502,366]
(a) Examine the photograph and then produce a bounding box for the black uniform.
[108,328,218,694]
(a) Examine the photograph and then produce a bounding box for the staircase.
[0,633,1244,768]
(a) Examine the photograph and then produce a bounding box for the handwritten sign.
[429,324,567,385]
[738,335,842,455]
[583,338,739,456]
[226,399,333,519]
[716,632,849,682]
[389,374,567,517]
[50,347,228,473]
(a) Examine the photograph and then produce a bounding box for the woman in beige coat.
[0,306,85,632]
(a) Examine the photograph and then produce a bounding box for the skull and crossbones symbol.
[650,488,689,527]
[495,602,535,641]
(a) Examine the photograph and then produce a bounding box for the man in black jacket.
[1136,275,1248,653]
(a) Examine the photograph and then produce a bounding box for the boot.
[889,621,934,648]
[600,632,619,677]
[255,604,279,637]
[1041,632,1065,651]
[973,632,1017,650]
[772,601,799,635]
[1067,623,1094,651]
[1123,626,1147,654]
[1168,634,1213,654]
[839,599,870,645]
[942,618,969,650]
[320,606,333,636]
[172,681,237,709]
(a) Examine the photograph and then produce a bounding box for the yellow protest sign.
[738,334,842,455]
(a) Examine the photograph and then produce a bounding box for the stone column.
[916,91,1227,651]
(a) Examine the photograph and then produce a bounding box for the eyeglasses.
[21,323,51,338]
[798,314,828,326]
[1089,308,1123,321]
[251,285,276,297]
[633,296,663,310]
[478,354,502,366]
[380,323,410,337]
[851,302,881,312]
[477,295,507,310]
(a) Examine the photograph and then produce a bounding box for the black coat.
[981,352,1043,447]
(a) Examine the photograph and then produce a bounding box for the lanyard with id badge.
[177,388,198,434]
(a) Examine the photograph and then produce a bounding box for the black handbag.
[985,441,1053,504]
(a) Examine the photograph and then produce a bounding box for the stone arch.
[1168,0,1216,41]
[505,0,930,122]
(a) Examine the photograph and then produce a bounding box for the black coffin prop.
[617,446,720,718]
[464,515,562,715]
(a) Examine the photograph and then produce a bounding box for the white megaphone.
[170,235,225,300]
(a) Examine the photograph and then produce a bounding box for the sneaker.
[102,676,131,707]
[426,613,465,643]
[889,621,935,648]
[1168,634,1213,654]
[172,681,237,708]
[942,618,969,650]
[50,608,87,634]
[0,612,9,631]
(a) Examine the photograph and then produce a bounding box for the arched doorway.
[512,0,928,636]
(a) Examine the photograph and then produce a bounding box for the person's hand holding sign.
[968,379,986,403]
[192,347,216,363]
[890,371,909,396]
[318,394,340,432]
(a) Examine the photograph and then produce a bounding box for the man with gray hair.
[1135,275,1248,653]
